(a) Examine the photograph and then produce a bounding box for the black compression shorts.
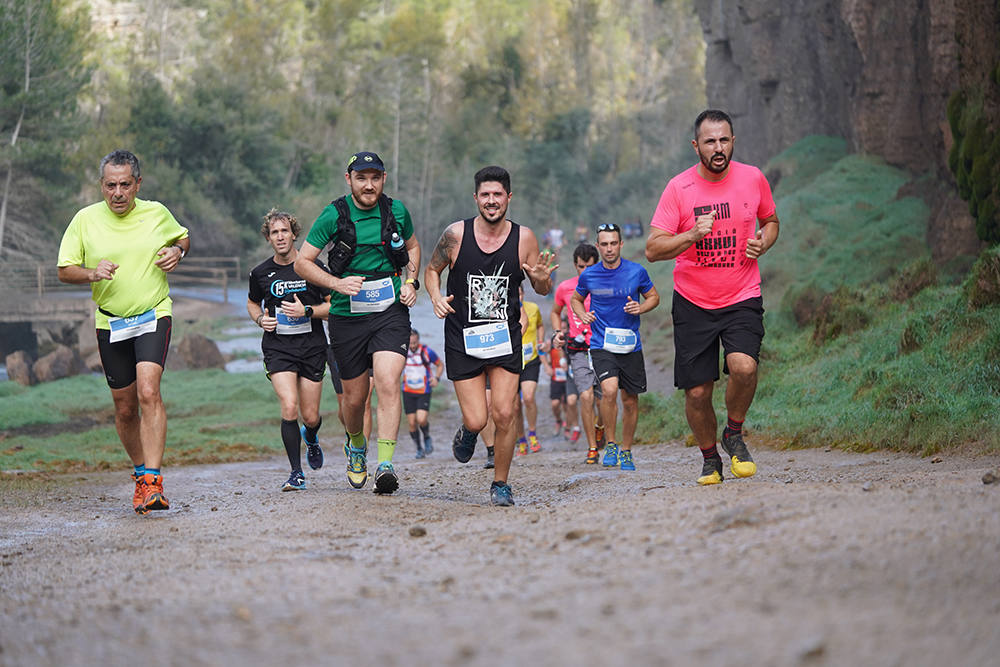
[96,316,173,389]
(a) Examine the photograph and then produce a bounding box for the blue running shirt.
[575,258,654,351]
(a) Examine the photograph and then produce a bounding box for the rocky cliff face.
[694,0,998,259]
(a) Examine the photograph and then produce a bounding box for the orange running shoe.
[585,445,599,464]
[141,473,170,512]
[132,473,148,514]
[515,438,528,456]
[528,434,541,453]
[595,423,606,449]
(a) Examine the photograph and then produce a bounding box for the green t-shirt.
[305,195,414,317]
[57,198,189,330]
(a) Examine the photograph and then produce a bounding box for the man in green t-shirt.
[57,149,190,515]
[295,151,421,495]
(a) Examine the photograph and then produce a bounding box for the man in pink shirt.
[550,243,605,464]
[645,109,780,485]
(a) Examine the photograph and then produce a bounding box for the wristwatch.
[405,278,420,290]
[304,305,314,318]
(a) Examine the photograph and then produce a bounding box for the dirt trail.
[2,430,999,666]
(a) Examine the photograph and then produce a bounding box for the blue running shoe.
[452,426,477,463]
[373,461,399,495]
[423,434,433,455]
[619,449,635,471]
[602,442,619,467]
[281,470,306,491]
[344,440,368,489]
[490,481,515,506]
[302,425,323,470]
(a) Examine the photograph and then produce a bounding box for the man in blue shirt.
[571,223,659,471]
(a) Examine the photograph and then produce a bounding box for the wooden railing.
[0,256,241,302]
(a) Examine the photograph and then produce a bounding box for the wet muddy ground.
[2,434,999,666]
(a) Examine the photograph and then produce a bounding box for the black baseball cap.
[347,151,385,173]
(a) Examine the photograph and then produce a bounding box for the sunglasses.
[596,223,620,232]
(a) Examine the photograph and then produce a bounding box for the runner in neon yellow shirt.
[57,150,189,515]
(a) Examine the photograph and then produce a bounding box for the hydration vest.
[326,194,409,276]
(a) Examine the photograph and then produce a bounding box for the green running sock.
[348,431,366,449]
[377,438,396,464]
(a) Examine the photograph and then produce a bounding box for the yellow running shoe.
[721,433,757,478]
[345,441,369,489]
[697,456,724,485]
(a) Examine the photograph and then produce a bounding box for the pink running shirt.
[554,276,591,345]
[649,161,776,309]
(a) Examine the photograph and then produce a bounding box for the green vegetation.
[947,87,1000,243]
[0,370,343,471]
[635,136,1000,455]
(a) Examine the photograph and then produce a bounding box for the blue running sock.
[133,464,145,477]
[145,468,160,477]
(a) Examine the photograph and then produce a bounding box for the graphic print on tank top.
[468,264,510,323]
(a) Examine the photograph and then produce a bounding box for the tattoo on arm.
[428,228,457,271]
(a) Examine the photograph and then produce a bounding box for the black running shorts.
[445,346,522,382]
[264,346,327,382]
[403,391,432,414]
[328,302,410,381]
[96,316,172,389]
[549,380,566,400]
[326,347,343,394]
[520,357,541,384]
[671,291,764,389]
[590,348,647,395]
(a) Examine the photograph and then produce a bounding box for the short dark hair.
[410,328,419,337]
[99,149,140,180]
[572,243,599,264]
[694,109,734,138]
[596,223,622,242]
[474,165,511,194]
[261,208,300,239]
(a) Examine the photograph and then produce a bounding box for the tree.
[0,0,91,255]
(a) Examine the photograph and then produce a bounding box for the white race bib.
[404,365,426,391]
[275,310,312,335]
[463,322,513,359]
[602,327,638,354]
[554,366,568,382]
[350,277,395,313]
[522,341,535,362]
[108,308,157,343]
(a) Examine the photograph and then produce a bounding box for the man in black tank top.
[424,166,558,507]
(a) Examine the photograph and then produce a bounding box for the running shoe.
[344,440,369,489]
[602,442,619,467]
[452,426,476,463]
[528,434,541,453]
[721,432,757,478]
[132,473,148,515]
[569,426,581,443]
[697,455,724,485]
[490,481,515,507]
[140,473,169,512]
[595,424,606,449]
[619,449,636,471]
[373,462,399,495]
[281,470,306,491]
[301,425,323,470]
[585,445,599,464]
[483,446,495,469]
[515,438,528,456]
[415,447,425,459]
[553,420,564,437]
[423,434,434,455]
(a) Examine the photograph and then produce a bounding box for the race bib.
[108,308,157,343]
[350,277,395,313]
[603,327,638,354]
[404,365,426,392]
[275,310,312,335]
[522,341,535,362]
[554,366,568,382]
[463,322,513,360]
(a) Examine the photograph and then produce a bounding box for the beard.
[701,150,732,174]
[479,202,508,224]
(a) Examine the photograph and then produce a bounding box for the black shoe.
[423,435,433,455]
[373,462,399,495]
[301,425,323,470]
[281,470,306,491]
[490,481,515,506]
[415,448,425,459]
[721,431,757,478]
[452,427,476,463]
[697,455,724,486]
[483,446,495,469]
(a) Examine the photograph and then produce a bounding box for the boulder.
[32,344,83,383]
[6,350,36,386]
[175,333,225,369]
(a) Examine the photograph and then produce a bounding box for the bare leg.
[109,383,142,466]
[135,362,167,469]
[685,381,717,449]
[598,376,620,446]
[620,391,639,450]
[487,367,521,484]
[724,353,758,421]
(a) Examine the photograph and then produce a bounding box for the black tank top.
[445,217,524,350]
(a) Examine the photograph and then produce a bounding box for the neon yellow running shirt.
[58,198,189,330]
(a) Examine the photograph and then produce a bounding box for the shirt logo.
[468,264,510,323]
